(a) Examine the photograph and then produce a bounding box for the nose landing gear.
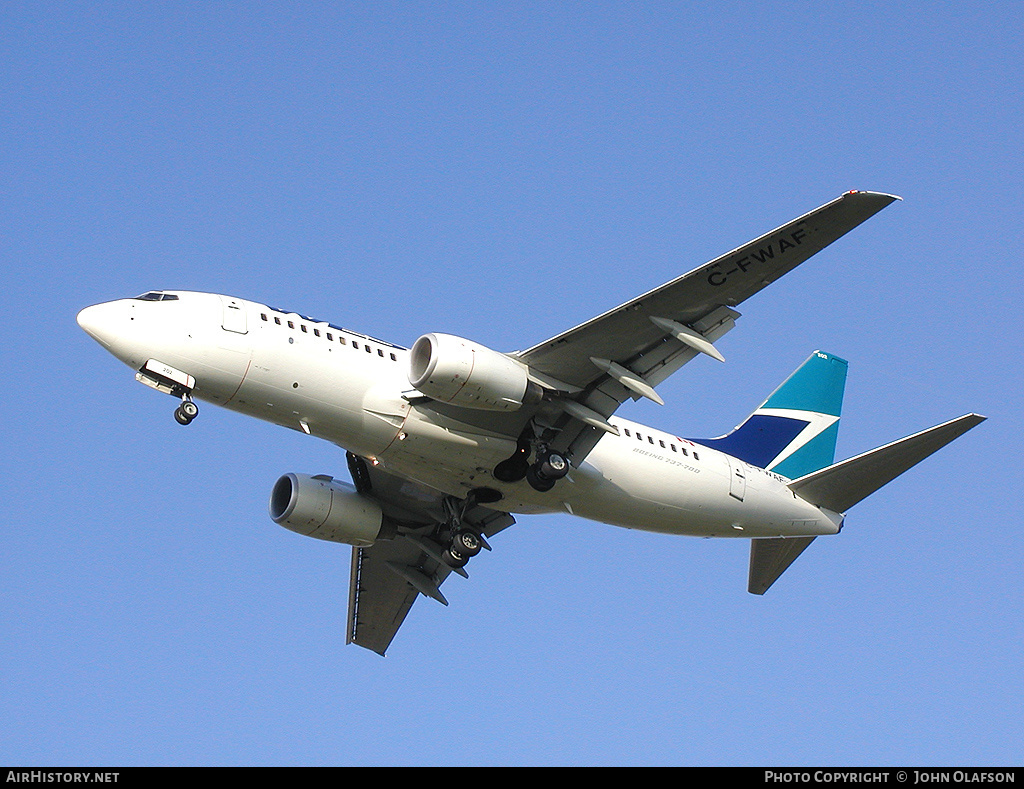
[173,396,199,426]
[135,360,200,427]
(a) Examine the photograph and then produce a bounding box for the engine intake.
[270,473,389,547]
[409,333,541,411]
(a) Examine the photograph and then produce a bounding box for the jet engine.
[408,333,542,411]
[269,473,392,547]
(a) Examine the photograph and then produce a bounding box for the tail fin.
[695,350,848,477]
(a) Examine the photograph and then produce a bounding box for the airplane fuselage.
[77,291,842,540]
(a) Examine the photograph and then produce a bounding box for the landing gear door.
[220,296,248,334]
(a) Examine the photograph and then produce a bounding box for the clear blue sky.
[2,1,1021,766]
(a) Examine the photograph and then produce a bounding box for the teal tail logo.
[694,351,848,478]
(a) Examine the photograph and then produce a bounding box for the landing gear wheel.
[526,464,556,492]
[174,396,198,425]
[525,450,569,492]
[442,549,469,569]
[442,530,482,568]
[536,451,570,480]
[451,530,482,558]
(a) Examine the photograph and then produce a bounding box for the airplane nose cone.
[77,302,120,348]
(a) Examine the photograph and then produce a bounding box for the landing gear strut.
[174,396,199,426]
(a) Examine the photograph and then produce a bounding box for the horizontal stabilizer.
[748,536,816,595]
[787,414,986,513]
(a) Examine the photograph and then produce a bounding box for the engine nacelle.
[269,473,388,547]
[408,333,542,411]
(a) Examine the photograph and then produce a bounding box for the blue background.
[2,2,1020,766]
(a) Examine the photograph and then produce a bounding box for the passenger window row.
[260,311,398,362]
[621,427,699,459]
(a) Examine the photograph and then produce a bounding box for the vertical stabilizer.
[695,350,848,478]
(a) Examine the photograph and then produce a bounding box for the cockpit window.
[134,291,179,301]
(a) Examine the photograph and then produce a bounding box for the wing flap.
[347,541,429,656]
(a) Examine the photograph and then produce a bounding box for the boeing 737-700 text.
[77,191,984,655]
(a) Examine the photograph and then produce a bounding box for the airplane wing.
[511,191,900,463]
[343,453,514,655]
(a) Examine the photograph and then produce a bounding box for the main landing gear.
[442,528,483,569]
[525,449,570,492]
[173,395,199,426]
[493,438,571,493]
[438,493,489,569]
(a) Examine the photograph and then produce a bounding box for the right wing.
[343,453,514,656]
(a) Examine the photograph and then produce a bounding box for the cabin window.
[390,353,397,361]
[623,429,631,437]
[260,313,268,321]
[274,317,281,325]
[288,321,294,329]
[326,332,333,341]
[659,440,666,448]
[352,341,359,349]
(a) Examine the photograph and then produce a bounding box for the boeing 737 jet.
[77,191,984,655]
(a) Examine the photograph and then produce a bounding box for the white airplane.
[77,191,984,655]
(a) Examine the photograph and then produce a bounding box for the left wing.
[343,453,514,655]
[414,192,900,471]
[518,191,899,386]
